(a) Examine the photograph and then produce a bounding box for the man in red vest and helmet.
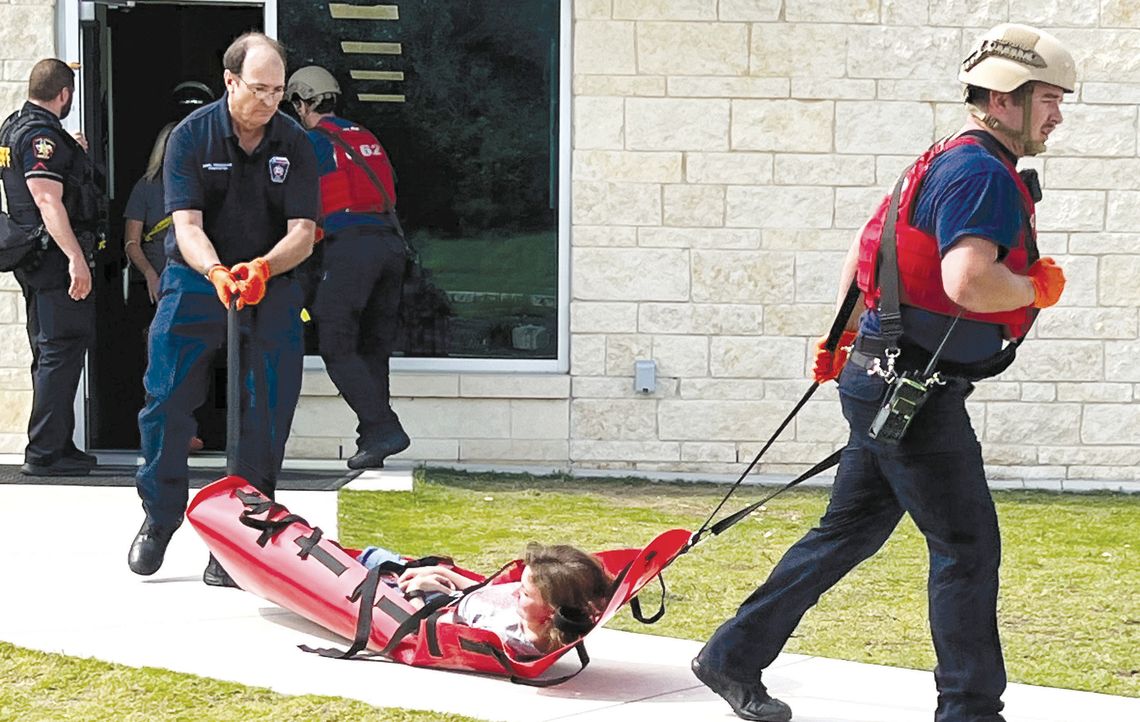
[286,65,411,469]
[693,24,1074,722]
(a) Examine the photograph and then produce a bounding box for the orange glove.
[206,264,241,309]
[1027,257,1065,308]
[812,330,857,384]
[231,257,271,307]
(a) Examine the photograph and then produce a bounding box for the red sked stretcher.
[186,474,691,684]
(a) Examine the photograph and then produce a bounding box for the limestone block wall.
[565,0,1140,489]
[0,0,57,454]
[3,1,1139,489]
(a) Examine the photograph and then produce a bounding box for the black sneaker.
[347,428,411,470]
[63,446,98,467]
[691,654,792,722]
[203,554,240,588]
[20,456,92,477]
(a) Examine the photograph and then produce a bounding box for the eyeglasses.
[235,75,285,102]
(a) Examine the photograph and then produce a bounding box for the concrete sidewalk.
[0,482,1135,721]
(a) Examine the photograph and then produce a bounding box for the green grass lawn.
[0,643,477,722]
[3,469,1136,719]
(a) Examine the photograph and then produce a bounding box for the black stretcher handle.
[226,297,239,476]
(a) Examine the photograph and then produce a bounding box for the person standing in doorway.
[128,33,318,585]
[123,80,219,454]
[692,24,1074,722]
[0,59,100,477]
[285,65,410,470]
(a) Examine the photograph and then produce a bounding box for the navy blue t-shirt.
[163,98,319,267]
[861,142,1025,363]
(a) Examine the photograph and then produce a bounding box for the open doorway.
[86,2,264,452]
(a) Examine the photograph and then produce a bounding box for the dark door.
[86,2,263,452]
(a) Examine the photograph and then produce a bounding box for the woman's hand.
[144,268,160,304]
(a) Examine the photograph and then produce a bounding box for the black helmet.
[171,80,215,118]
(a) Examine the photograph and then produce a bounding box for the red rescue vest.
[317,117,397,218]
[855,135,1036,340]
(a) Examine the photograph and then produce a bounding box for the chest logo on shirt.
[32,136,55,160]
[268,155,290,184]
[202,162,233,171]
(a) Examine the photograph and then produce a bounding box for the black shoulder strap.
[310,122,405,239]
[877,171,909,347]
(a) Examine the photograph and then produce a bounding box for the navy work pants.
[309,224,405,445]
[16,262,95,465]
[136,263,304,529]
[701,358,1006,722]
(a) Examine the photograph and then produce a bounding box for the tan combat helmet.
[959,23,1076,155]
[285,65,341,104]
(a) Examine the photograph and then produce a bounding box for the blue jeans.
[702,359,1006,722]
[357,545,403,569]
[135,263,304,528]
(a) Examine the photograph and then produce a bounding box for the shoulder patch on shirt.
[0,146,10,169]
[268,155,290,183]
[32,136,55,160]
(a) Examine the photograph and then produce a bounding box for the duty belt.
[850,334,986,381]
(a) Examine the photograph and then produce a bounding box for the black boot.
[347,428,411,470]
[203,554,240,588]
[691,654,792,722]
[128,520,175,576]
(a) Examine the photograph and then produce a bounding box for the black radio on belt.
[868,370,937,444]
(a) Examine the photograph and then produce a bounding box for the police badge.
[268,155,290,183]
[32,136,55,160]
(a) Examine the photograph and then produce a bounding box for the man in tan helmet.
[693,24,1073,722]
[285,65,411,469]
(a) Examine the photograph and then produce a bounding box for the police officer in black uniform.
[128,33,318,583]
[0,59,101,476]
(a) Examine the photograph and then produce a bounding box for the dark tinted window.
[281,0,561,359]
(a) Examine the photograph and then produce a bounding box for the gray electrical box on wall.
[634,359,656,394]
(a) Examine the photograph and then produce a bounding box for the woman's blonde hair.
[523,543,613,652]
[143,122,176,182]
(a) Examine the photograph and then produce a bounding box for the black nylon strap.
[299,565,385,659]
[375,592,459,657]
[877,172,909,345]
[375,555,454,575]
[425,610,444,658]
[629,573,667,624]
[689,382,819,549]
[234,489,266,506]
[825,280,862,353]
[239,510,308,547]
[373,559,516,658]
[687,279,861,554]
[376,595,413,625]
[294,528,349,577]
[310,124,405,239]
[708,448,844,537]
[458,638,592,687]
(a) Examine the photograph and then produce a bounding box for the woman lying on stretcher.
[356,543,613,658]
